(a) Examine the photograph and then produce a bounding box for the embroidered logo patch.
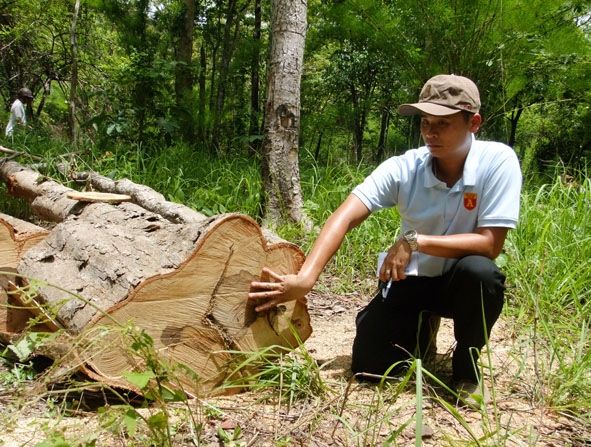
[464,192,477,210]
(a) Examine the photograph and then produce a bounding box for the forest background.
[1,0,591,445]
[2,0,591,182]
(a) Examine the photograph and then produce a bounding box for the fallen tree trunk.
[0,213,51,339]
[0,159,311,396]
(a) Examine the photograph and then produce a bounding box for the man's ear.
[470,113,482,133]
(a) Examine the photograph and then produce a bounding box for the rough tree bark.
[0,160,312,396]
[261,0,309,228]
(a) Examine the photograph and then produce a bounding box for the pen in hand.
[381,279,392,298]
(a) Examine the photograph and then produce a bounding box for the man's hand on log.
[249,267,309,312]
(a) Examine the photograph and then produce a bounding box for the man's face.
[420,112,481,159]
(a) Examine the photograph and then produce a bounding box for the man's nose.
[423,125,437,137]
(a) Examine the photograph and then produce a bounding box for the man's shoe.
[456,380,490,410]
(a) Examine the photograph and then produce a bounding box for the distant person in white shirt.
[5,88,34,137]
[248,74,522,409]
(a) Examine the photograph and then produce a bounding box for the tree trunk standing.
[248,0,263,156]
[261,0,308,227]
[212,0,239,152]
[350,83,368,164]
[175,0,196,142]
[508,106,523,151]
[131,0,152,147]
[376,105,390,162]
[197,43,208,144]
[68,0,81,146]
[37,80,52,120]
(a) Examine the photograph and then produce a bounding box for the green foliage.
[2,0,590,172]
[217,424,243,446]
[505,171,591,413]
[0,357,36,388]
[219,331,328,408]
[95,324,203,447]
[87,142,265,218]
[517,89,591,173]
[34,430,98,447]
[6,332,54,361]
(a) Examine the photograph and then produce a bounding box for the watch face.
[404,230,418,250]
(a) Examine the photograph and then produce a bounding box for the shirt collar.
[424,135,478,188]
[424,157,440,188]
[463,135,478,186]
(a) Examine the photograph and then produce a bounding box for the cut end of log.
[81,213,312,396]
[0,214,50,338]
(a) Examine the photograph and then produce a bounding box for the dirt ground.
[1,284,590,446]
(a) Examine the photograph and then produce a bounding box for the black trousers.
[351,255,506,383]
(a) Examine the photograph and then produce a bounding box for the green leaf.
[147,410,168,429]
[123,408,138,437]
[9,332,50,361]
[122,370,156,389]
[159,384,185,402]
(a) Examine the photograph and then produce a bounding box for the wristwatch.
[403,229,419,251]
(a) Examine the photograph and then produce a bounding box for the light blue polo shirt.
[352,138,522,276]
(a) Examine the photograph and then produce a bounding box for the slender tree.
[248,0,263,155]
[197,42,208,144]
[68,0,81,146]
[175,0,196,142]
[211,0,242,152]
[261,0,308,227]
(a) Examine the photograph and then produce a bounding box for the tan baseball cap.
[398,74,481,116]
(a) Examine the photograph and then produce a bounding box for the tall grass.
[503,172,591,417]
